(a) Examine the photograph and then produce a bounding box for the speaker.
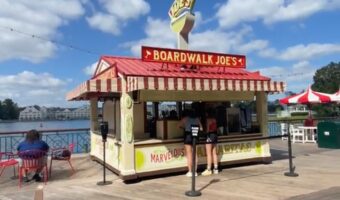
[100,121,109,141]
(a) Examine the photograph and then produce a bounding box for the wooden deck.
[1,139,340,200]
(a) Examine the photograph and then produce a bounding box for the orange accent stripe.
[96,79,101,91]
[107,79,111,92]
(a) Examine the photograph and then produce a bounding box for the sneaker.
[185,171,198,177]
[213,169,219,174]
[201,169,212,176]
[23,176,31,182]
[32,174,42,182]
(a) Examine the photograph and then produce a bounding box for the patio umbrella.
[279,87,336,119]
[280,87,334,105]
[332,89,340,103]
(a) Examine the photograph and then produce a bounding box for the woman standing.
[178,109,202,177]
[202,109,219,176]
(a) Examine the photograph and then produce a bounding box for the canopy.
[280,87,335,105]
[67,56,286,101]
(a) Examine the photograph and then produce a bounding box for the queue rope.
[193,129,298,177]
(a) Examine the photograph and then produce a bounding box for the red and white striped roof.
[280,87,336,104]
[67,56,286,101]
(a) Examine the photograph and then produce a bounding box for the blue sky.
[0,0,340,107]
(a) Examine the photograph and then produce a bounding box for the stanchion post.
[185,125,201,197]
[284,121,299,177]
[97,121,113,185]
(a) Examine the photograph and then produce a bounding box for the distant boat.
[40,123,43,128]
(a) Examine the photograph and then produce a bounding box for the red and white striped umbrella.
[280,87,334,104]
[332,89,340,102]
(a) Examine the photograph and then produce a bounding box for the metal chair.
[290,125,305,144]
[0,152,18,178]
[49,143,75,177]
[18,150,48,188]
[280,123,288,140]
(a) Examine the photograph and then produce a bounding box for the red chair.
[18,150,48,188]
[49,144,75,177]
[0,152,18,178]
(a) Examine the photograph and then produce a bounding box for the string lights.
[0,25,100,56]
[0,25,306,79]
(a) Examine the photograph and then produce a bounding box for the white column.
[119,78,136,177]
[256,92,268,136]
[90,98,98,131]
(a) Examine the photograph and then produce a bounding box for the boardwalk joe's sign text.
[142,46,246,68]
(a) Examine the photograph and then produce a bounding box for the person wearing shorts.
[178,109,202,177]
[202,109,219,176]
[17,129,49,182]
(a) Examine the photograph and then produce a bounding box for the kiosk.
[67,46,285,180]
[66,0,285,180]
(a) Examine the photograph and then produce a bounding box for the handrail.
[268,116,339,123]
[0,128,90,135]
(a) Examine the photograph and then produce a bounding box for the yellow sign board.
[135,140,267,173]
[168,0,196,20]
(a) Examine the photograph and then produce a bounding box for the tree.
[1,99,20,120]
[268,100,283,114]
[312,62,340,117]
[312,62,340,93]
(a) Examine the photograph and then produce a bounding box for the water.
[0,120,90,133]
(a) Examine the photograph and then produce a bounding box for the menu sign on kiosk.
[142,46,246,68]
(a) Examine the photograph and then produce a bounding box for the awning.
[127,76,285,92]
[67,56,286,101]
[66,78,122,101]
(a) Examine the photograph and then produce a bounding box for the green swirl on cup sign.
[125,96,132,109]
[125,114,133,143]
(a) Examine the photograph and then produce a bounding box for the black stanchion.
[185,125,201,197]
[284,122,299,177]
[97,121,113,186]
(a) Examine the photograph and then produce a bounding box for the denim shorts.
[206,132,218,144]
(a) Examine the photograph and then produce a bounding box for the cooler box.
[317,121,340,149]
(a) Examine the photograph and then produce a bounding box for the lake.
[0,120,90,133]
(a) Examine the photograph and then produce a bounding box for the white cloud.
[86,13,120,35]
[99,0,150,20]
[259,43,340,61]
[193,12,203,29]
[123,18,269,56]
[86,0,150,35]
[256,61,316,92]
[83,62,98,76]
[0,0,85,63]
[122,17,176,56]
[0,71,74,107]
[216,0,340,29]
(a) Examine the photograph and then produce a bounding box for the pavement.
[1,139,340,200]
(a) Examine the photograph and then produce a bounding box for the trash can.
[317,121,340,149]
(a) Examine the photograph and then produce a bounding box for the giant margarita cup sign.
[168,0,196,20]
[142,46,246,68]
[169,0,196,33]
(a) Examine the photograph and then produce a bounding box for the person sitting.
[17,129,49,182]
[304,117,315,127]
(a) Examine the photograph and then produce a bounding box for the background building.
[19,105,90,121]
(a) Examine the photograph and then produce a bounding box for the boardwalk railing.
[0,128,90,154]
[267,117,340,136]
